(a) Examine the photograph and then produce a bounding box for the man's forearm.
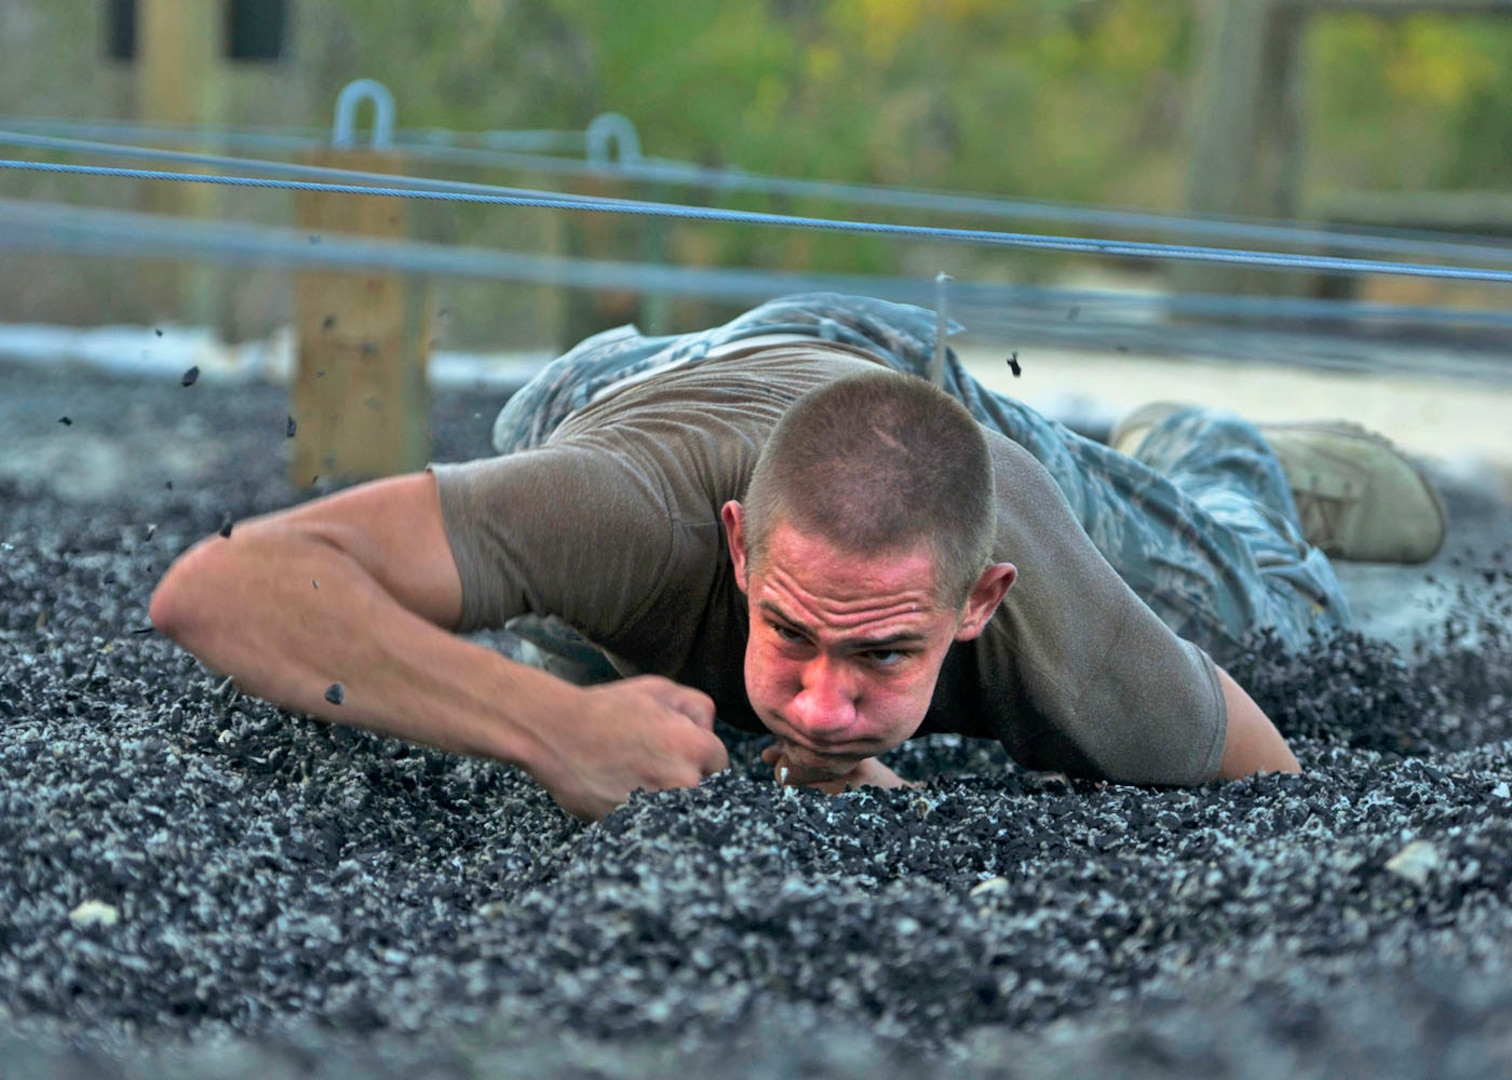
[150,522,565,769]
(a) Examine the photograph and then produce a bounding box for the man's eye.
[773,624,807,644]
[866,650,906,667]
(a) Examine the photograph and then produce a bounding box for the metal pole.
[931,272,953,387]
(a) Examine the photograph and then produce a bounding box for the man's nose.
[788,655,858,740]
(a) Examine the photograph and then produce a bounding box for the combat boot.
[1111,403,1447,564]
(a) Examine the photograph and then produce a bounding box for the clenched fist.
[527,675,729,821]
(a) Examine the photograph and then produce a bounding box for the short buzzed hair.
[742,369,996,607]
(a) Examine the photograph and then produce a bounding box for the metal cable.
[2,195,1505,330]
[4,156,1511,284]
[4,198,1505,382]
[3,121,1508,268]
[0,129,593,208]
[0,117,587,153]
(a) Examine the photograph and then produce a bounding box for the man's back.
[430,342,1226,783]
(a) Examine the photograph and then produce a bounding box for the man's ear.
[721,500,750,593]
[955,562,1015,641]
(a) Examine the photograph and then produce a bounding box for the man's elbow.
[1215,665,1300,780]
[1217,737,1300,781]
[149,538,226,649]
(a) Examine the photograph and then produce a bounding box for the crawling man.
[150,294,1446,819]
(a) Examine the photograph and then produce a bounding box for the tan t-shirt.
[430,343,1226,785]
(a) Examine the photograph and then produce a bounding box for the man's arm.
[149,472,727,820]
[1214,664,1299,779]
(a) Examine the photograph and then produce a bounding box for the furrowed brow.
[757,601,928,651]
[845,631,929,651]
[758,600,810,635]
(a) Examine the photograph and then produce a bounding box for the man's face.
[721,501,1012,784]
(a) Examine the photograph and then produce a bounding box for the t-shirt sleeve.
[427,445,675,637]
[972,435,1228,786]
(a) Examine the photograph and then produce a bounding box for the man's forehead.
[759,518,942,590]
[755,551,944,624]
[756,597,936,645]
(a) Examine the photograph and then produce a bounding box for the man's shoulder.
[432,444,694,636]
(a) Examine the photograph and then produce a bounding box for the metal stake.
[931,271,953,387]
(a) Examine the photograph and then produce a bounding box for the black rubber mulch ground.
[2,361,1511,1079]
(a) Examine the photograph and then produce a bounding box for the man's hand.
[526,675,729,821]
[760,743,918,795]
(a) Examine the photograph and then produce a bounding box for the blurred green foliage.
[301,0,1509,340]
[3,1,1506,339]
[316,0,1509,203]
[1308,12,1512,192]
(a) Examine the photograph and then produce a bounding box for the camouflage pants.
[492,293,1352,664]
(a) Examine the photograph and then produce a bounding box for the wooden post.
[1180,0,1306,298]
[290,150,433,488]
[135,0,225,324]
